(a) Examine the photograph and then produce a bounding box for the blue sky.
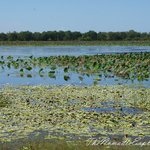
[0,0,150,33]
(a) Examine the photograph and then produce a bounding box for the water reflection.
[0,67,149,87]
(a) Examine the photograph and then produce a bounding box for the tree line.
[0,30,150,41]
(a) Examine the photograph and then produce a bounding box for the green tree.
[72,31,82,40]
[63,31,73,40]
[107,32,123,40]
[33,32,42,41]
[127,30,138,40]
[7,32,18,41]
[0,33,7,41]
[97,32,107,41]
[81,31,97,41]
[18,31,33,41]
[57,31,65,41]
[41,32,49,41]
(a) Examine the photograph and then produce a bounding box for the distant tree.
[57,31,65,41]
[18,31,33,41]
[107,32,115,40]
[81,31,97,41]
[45,31,58,41]
[41,32,49,41]
[72,31,82,40]
[107,32,124,41]
[0,30,149,41]
[40,31,57,41]
[119,32,127,40]
[97,32,107,41]
[148,32,150,40]
[7,32,18,41]
[63,31,73,40]
[140,32,149,40]
[0,33,7,41]
[33,32,42,41]
[126,30,138,40]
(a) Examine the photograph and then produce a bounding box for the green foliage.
[81,31,97,41]
[0,30,150,41]
[18,31,33,41]
[0,53,149,81]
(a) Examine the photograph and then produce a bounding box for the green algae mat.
[0,85,150,145]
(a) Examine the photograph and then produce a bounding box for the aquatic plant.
[0,92,11,107]
[0,53,149,82]
[0,85,149,143]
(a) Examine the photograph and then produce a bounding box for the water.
[0,46,149,87]
[82,107,142,114]
[0,67,149,87]
[0,46,149,149]
[0,46,150,57]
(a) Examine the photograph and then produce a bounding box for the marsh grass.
[0,41,150,46]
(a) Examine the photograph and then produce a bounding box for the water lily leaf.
[27,74,32,78]
[64,75,70,81]
[64,67,69,73]
[26,66,32,71]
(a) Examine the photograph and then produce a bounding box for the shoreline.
[0,41,150,46]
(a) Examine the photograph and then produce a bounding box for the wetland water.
[0,45,150,57]
[0,46,150,149]
[0,46,150,87]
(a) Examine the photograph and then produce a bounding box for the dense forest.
[0,30,150,41]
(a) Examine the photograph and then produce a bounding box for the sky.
[0,0,150,33]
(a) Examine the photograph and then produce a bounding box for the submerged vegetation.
[0,85,149,144]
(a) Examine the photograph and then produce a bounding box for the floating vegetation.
[0,92,11,107]
[0,85,149,143]
[0,52,149,81]
[64,75,70,81]
[0,51,150,148]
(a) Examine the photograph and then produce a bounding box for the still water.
[0,45,150,57]
[0,46,150,87]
